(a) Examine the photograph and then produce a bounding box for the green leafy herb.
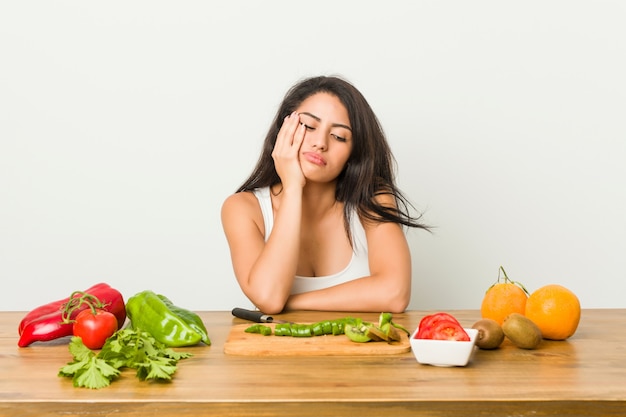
[59,328,192,389]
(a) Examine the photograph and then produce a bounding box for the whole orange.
[525,284,581,340]
[480,267,529,325]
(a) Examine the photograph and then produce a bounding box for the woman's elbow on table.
[380,279,411,313]
[246,291,289,315]
[386,292,410,314]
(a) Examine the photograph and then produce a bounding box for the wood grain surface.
[2,309,625,417]
[224,323,410,355]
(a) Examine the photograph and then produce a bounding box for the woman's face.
[295,92,353,184]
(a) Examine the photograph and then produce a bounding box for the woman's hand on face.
[272,111,306,190]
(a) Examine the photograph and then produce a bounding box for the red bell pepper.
[18,283,126,347]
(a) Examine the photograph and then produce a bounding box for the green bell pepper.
[126,290,210,347]
[157,294,211,345]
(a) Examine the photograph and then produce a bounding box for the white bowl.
[409,328,478,367]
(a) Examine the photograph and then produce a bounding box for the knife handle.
[232,308,274,323]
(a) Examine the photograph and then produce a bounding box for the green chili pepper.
[275,323,292,336]
[245,324,272,336]
[310,320,341,336]
[291,323,312,337]
[321,320,333,334]
[245,317,398,340]
[126,290,208,347]
[310,322,322,336]
[275,319,351,338]
[157,294,211,344]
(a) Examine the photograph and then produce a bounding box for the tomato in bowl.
[410,312,478,367]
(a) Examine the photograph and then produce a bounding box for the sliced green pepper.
[321,320,333,335]
[311,322,323,336]
[311,320,334,336]
[245,324,272,336]
[290,324,312,337]
[126,290,208,347]
[274,323,292,336]
[243,316,407,342]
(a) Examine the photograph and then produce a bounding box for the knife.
[231,308,289,324]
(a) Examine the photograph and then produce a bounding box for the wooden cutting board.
[223,323,411,356]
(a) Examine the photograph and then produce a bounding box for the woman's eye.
[331,134,347,142]
[300,123,315,131]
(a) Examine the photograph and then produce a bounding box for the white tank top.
[252,187,370,294]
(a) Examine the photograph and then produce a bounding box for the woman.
[221,75,429,314]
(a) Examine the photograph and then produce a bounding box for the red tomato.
[430,320,470,341]
[73,308,118,349]
[416,312,462,339]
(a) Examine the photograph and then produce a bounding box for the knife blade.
[231,308,289,324]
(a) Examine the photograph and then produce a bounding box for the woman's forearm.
[285,273,411,313]
[245,187,303,313]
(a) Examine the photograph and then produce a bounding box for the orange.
[480,266,529,325]
[481,282,528,325]
[525,284,581,340]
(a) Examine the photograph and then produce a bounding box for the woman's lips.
[302,151,327,166]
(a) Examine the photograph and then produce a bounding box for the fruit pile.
[17,283,210,389]
[473,266,581,350]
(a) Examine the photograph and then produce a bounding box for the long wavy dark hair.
[236,75,429,237]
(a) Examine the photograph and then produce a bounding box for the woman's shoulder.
[221,190,260,217]
[357,190,398,226]
[221,190,268,241]
[372,190,397,207]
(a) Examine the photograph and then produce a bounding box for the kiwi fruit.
[502,313,543,349]
[344,323,372,343]
[471,318,505,349]
[366,325,388,342]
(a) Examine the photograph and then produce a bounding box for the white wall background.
[2,1,625,312]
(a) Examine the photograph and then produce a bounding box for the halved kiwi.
[366,325,388,342]
[344,322,372,343]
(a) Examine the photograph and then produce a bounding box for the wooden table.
[1,309,625,416]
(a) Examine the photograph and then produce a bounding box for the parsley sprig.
[59,328,192,389]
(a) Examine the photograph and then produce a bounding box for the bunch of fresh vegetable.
[16,284,209,389]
